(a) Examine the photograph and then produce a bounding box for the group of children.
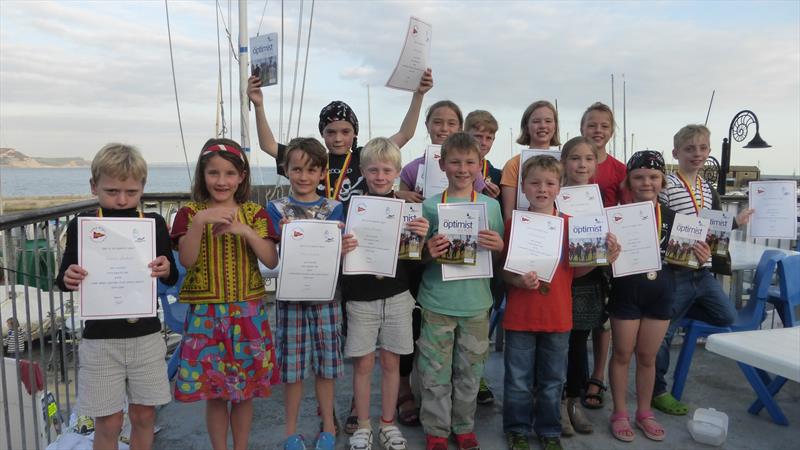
[53,67,754,450]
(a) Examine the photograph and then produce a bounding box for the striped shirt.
[4,328,26,354]
[660,173,715,268]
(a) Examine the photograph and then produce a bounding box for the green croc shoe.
[651,392,689,416]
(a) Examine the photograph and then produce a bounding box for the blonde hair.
[517,100,560,146]
[441,132,480,161]
[673,124,711,150]
[360,137,401,171]
[91,143,148,185]
[465,110,499,134]
[580,102,616,131]
[521,155,562,182]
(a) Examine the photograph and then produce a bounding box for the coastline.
[0,195,93,213]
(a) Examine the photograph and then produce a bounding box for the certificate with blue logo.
[277,220,342,301]
[504,210,564,283]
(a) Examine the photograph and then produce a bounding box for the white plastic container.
[687,407,729,446]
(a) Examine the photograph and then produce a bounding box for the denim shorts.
[608,267,675,320]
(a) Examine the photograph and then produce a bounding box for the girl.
[607,151,705,442]
[500,100,561,219]
[559,137,605,436]
[171,138,279,450]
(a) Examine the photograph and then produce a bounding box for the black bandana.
[318,101,359,135]
[627,150,665,173]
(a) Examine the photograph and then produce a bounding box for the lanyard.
[441,190,477,203]
[675,172,704,214]
[98,208,143,218]
[656,202,662,241]
[481,160,489,179]
[325,152,352,200]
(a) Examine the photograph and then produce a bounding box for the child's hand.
[406,217,429,238]
[416,68,433,95]
[606,233,622,264]
[342,233,358,255]
[213,217,252,238]
[426,234,450,258]
[692,241,711,265]
[148,255,171,279]
[736,208,755,226]
[396,190,424,203]
[62,264,87,290]
[247,75,263,107]
[515,271,540,290]
[197,207,237,226]
[477,229,504,252]
[483,180,501,199]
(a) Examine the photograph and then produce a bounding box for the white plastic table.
[706,327,800,425]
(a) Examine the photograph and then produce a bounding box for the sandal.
[609,411,634,443]
[581,378,606,410]
[651,392,688,416]
[566,397,593,434]
[343,398,358,435]
[396,394,420,427]
[635,410,665,441]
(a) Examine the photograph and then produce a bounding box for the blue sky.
[1,0,798,175]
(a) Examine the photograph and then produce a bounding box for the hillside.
[0,148,90,168]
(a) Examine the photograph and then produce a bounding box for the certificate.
[700,209,734,256]
[556,184,604,216]
[77,217,156,320]
[439,202,493,281]
[517,147,561,210]
[386,17,432,91]
[605,201,662,277]
[664,213,710,269]
[343,196,404,277]
[749,181,798,239]
[422,145,448,198]
[399,203,423,260]
[504,210,564,282]
[277,220,342,301]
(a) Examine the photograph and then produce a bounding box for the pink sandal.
[609,411,635,443]
[636,410,666,441]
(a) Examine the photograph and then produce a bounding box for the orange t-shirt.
[500,154,522,188]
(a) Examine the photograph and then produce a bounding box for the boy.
[502,156,620,450]
[56,144,177,450]
[266,137,345,450]
[4,317,26,355]
[652,124,753,415]
[418,132,505,450]
[341,137,429,450]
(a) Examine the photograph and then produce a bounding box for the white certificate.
[343,196,404,277]
[422,145,448,198]
[606,201,662,277]
[517,147,562,210]
[749,181,798,239]
[556,184,604,216]
[439,202,493,281]
[503,210,564,282]
[277,220,342,301]
[77,217,156,320]
[386,17,432,91]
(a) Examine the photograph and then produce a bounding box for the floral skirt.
[174,300,279,403]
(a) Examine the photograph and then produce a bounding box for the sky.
[1,0,799,175]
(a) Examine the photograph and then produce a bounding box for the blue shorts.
[608,267,675,320]
[276,300,343,383]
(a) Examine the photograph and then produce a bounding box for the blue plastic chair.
[670,250,784,400]
[769,254,800,327]
[157,251,187,381]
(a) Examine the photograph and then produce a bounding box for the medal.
[126,318,139,323]
[538,283,551,294]
[646,271,657,280]
[375,275,384,280]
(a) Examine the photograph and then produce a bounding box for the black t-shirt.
[484,159,503,186]
[56,208,178,339]
[276,143,366,206]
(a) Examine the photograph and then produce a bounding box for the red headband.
[201,144,245,161]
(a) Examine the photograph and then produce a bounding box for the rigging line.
[286,0,304,142]
[296,0,314,137]
[228,0,233,140]
[215,0,239,62]
[256,0,269,36]
[164,0,192,186]
[279,0,285,142]
[215,0,228,138]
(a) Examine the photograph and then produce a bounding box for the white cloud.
[339,66,376,80]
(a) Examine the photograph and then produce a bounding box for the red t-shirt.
[592,154,629,207]
[502,215,574,333]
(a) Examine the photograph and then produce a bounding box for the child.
[4,317,27,356]
[56,143,177,450]
[500,100,561,219]
[171,139,279,450]
[248,70,433,206]
[607,151,685,443]
[418,132,505,450]
[651,125,753,415]
[341,137,429,450]
[265,137,346,450]
[502,155,619,450]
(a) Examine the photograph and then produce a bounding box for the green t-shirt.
[418,193,505,317]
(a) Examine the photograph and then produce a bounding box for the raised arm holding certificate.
[438,202,493,280]
[504,210,564,282]
[606,201,662,277]
[556,184,604,216]
[748,180,798,239]
[386,17,432,91]
[343,196,404,277]
[277,220,342,301]
[78,217,156,320]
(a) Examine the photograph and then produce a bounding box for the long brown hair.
[191,138,251,204]
[517,100,560,146]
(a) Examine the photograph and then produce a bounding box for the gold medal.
[646,271,657,280]
[126,318,139,323]
[538,283,551,295]
[375,275,384,280]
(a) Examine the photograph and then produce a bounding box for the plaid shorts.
[276,300,343,383]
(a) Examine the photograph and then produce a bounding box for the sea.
[0,165,281,197]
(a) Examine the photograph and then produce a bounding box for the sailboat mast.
[238,0,251,154]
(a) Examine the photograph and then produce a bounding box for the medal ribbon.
[656,202,662,241]
[98,208,143,218]
[325,151,352,200]
[441,190,478,203]
[675,172,704,214]
[481,160,489,179]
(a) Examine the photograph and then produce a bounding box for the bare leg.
[230,399,254,450]
[128,404,156,450]
[380,350,401,422]
[93,411,123,450]
[284,381,303,436]
[353,353,376,422]
[316,377,336,433]
[206,399,230,450]
[634,319,670,413]
[609,319,640,415]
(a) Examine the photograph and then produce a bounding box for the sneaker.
[559,399,575,436]
[314,431,336,450]
[349,428,373,450]
[477,377,495,405]
[284,434,307,450]
[425,434,449,450]
[378,425,407,450]
[505,431,530,450]
[539,437,563,450]
[454,432,480,450]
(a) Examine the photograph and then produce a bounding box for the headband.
[318,101,359,136]
[627,150,665,173]
[201,144,245,161]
